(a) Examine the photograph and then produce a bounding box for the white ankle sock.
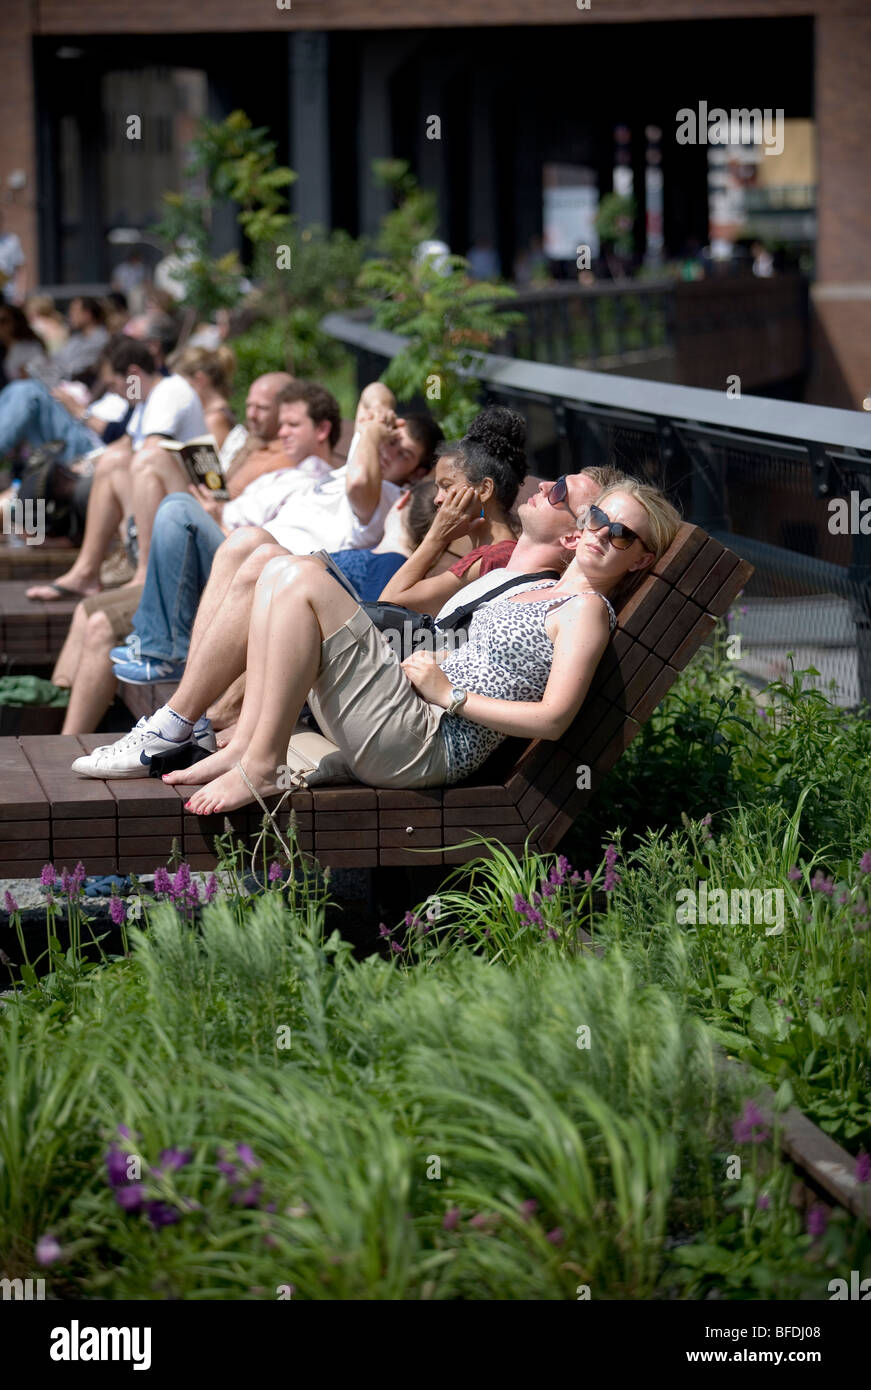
[148,704,195,743]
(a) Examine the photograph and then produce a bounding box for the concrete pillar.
[357,35,417,239]
[808,11,871,409]
[468,77,497,250]
[289,32,331,229]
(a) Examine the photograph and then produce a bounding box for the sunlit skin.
[174,489,657,817]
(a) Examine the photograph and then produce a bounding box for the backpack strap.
[436,570,561,632]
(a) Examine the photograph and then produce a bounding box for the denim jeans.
[0,380,102,463]
[132,493,225,661]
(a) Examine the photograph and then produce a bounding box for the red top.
[449,539,517,579]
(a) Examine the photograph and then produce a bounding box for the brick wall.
[0,0,37,298]
[806,11,871,407]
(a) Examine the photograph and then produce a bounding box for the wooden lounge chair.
[0,521,751,876]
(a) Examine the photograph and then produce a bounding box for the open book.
[161,436,228,498]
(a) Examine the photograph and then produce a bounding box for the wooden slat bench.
[0,581,79,669]
[0,542,79,584]
[0,522,752,873]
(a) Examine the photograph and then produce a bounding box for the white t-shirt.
[88,391,130,424]
[127,373,206,449]
[262,463,402,555]
[221,456,334,531]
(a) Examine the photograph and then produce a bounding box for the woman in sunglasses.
[131,476,681,814]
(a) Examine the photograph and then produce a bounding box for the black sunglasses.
[583,502,647,551]
[545,476,579,523]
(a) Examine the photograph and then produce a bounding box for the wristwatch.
[446,687,468,717]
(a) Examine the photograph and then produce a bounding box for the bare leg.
[60,610,119,734]
[26,440,132,599]
[206,673,246,730]
[164,533,287,732]
[127,448,189,585]
[183,556,358,815]
[51,601,90,687]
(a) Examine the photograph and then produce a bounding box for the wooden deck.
[0,580,78,668]
[0,522,753,872]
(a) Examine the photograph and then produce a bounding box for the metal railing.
[492,274,809,394]
[323,310,871,707]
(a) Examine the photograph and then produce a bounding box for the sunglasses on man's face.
[545,476,579,522]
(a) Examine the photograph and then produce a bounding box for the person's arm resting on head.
[345,417,395,528]
[402,592,611,741]
[379,482,487,615]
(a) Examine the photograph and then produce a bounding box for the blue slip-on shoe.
[112,656,187,685]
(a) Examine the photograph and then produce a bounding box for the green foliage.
[151,110,296,320]
[359,160,521,437]
[596,191,637,256]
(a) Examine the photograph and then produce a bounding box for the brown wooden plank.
[0,818,50,840]
[376,788,444,810]
[0,738,51,820]
[591,714,642,774]
[379,827,444,848]
[672,536,724,597]
[441,783,515,807]
[53,816,114,838]
[0,858,61,876]
[379,846,444,867]
[629,663,680,725]
[314,810,377,831]
[689,548,742,611]
[703,558,755,620]
[668,613,717,671]
[0,837,52,861]
[310,788,377,810]
[622,651,667,712]
[118,814,187,837]
[616,575,673,639]
[517,746,576,824]
[378,809,442,829]
[443,804,525,826]
[598,638,648,703]
[18,734,119,819]
[313,829,378,849]
[651,522,708,586]
[314,848,374,868]
[633,587,702,656]
[54,837,115,859]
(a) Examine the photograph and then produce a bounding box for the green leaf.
[748,997,775,1037]
[807,1010,828,1038]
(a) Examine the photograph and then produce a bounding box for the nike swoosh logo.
[139,750,152,766]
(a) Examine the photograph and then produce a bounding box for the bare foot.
[215,721,237,748]
[162,743,239,786]
[183,760,279,816]
[26,575,101,602]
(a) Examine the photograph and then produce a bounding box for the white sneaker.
[71,717,216,779]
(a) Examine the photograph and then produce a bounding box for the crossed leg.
[179,555,359,815]
[26,438,133,600]
[127,447,190,586]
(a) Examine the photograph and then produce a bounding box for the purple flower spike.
[204,873,219,903]
[787,866,802,881]
[217,1160,237,1181]
[583,870,592,885]
[3,890,18,914]
[378,923,392,939]
[756,1194,771,1211]
[545,1227,564,1245]
[855,1152,871,1184]
[146,1201,180,1229]
[547,928,559,941]
[860,851,871,875]
[40,863,56,889]
[732,1100,769,1146]
[159,1147,193,1172]
[109,896,126,926]
[153,866,171,896]
[116,1184,145,1213]
[35,1233,62,1265]
[237,1143,260,1170]
[390,941,403,955]
[118,1123,134,1141]
[268,861,283,883]
[105,1146,131,1188]
[519,1198,539,1220]
[72,862,86,890]
[443,1207,461,1231]
[232,1181,264,1209]
[806,1204,828,1240]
